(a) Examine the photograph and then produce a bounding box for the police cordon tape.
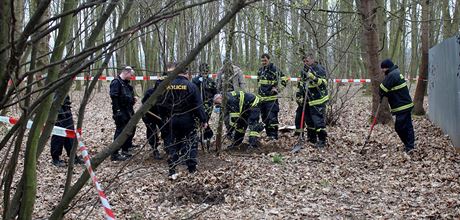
[72,74,426,82]
[73,74,373,82]
[0,116,116,220]
[7,73,426,85]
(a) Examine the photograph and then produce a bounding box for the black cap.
[380,59,394,69]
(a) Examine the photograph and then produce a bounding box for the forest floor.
[5,84,459,219]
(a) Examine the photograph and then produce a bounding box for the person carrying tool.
[295,54,329,148]
[157,62,208,179]
[192,63,218,144]
[257,53,288,140]
[213,91,262,149]
[379,59,415,153]
[141,72,169,160]
[110,66,137,161]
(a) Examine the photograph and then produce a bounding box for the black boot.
[315,140,326,149]
[111,153,128,161]
[52,159,66,167]
[307,129,317,144]
[316,130,327,149]
[74,156,84,165]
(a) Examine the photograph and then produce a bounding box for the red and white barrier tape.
[7,73,426,84]
[76,132,116,220]
[0,116,116,220]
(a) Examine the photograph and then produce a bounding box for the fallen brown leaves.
[24,85,460,219]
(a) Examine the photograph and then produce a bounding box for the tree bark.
[359,0,392,124]
[413,0,430,115]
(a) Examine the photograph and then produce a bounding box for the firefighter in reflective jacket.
[295,54,329,148]
[192,63,218,140]
[213,91,262,148]
[257,53,288,140]
[379,59,415,153]
[157,62,208,178]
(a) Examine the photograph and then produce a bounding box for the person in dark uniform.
[295,54,329,148]
[379,59,415,153]
[157,62,208,179]
[110,66,136,161]
[257,53,288,140]
[50,95,84,167]
[213,91,262,149]
[191,63,218,143]
[142,74,167,160]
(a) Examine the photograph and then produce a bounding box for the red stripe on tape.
[9,117,17,125]
[65,130,76,138]
[104,207,116,218]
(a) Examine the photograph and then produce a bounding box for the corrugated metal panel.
[428,35,460,148]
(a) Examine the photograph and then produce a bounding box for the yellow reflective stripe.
[251,95,260,107]
[260,95,278,102]
[380,83,389,93]
[316,128,326,132]
[231,91,237,96]
[391,102,414,112]
[309,95,329,106]
[239,91,244,113]
[391,82,407,91]
[249,131,260,137]
[230,112,240,117]
[235,128,245,133]
[295,129,304,132]
[400,74,404,79]
[258,80,277,85]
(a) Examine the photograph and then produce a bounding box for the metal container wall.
[428,35,460,148]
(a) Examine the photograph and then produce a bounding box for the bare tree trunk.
[0,1,12,101]
[216,16,236,153]
[19,0,73,218]
[413,0,430,115]
[359,0,392,124]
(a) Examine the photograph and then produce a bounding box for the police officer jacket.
[226,91,260,116]
[296,63,329,106]
[158,75,207,123]
[55,95,74,129]
[257,63,288,101]
[192,74,218,104]
[379,65,413,114]
[110,77,135,115]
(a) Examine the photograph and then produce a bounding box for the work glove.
[307,71,315,80]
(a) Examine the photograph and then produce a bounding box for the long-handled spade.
[359,97,383,154]
[291,80,310,153]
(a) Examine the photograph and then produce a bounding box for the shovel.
[359,97,383,154]
[291,80,310,153]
